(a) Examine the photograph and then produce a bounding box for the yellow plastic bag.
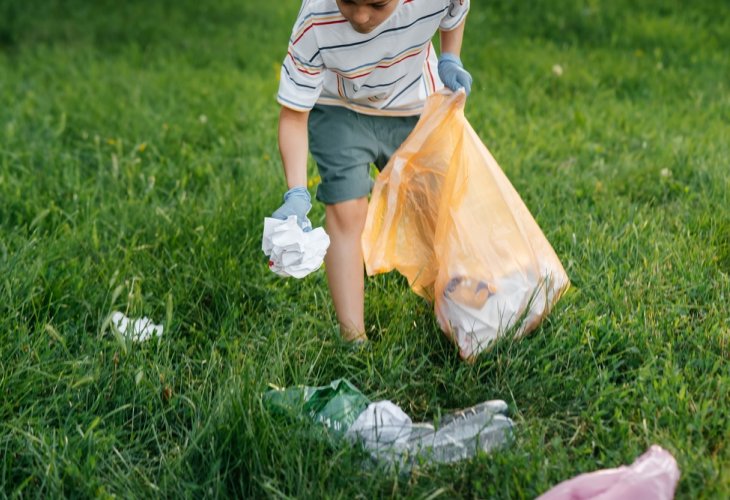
[362,90,570,361]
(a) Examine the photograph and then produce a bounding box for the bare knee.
[325,197,368,236]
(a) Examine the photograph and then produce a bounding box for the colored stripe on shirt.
[278,0,470,116]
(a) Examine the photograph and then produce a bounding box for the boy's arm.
[439,18,466,58]
[438,17,472,95]
[278,106,310,188]
[271,3,323,230]
[270,105,313,231]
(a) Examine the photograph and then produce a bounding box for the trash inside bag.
[264,379,370,434]
[262,216,330,279]
[537,445,680,500]
[264,379,513,468]
[362,90,570,360]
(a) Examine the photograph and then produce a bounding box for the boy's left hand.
[271,186,313,232]
[438,53,473,96]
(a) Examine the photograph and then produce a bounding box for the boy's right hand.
[271,186,313,232]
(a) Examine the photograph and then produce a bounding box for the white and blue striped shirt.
[278,0,470,116]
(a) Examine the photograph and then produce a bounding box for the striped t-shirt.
[278,0,470,117]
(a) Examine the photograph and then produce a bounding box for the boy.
[271,0,472,342]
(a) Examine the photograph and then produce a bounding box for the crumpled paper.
[111,311,163,342]
[262,216,330,278]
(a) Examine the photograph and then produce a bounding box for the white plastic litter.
[262,216,330,278]
[110,311,164,342]
[345,399,513,466]
[347,401,413,447]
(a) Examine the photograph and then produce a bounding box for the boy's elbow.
[280,105,310,123]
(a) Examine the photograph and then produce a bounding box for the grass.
[1,0,728,497]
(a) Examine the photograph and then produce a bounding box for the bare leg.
[324,197,369,342]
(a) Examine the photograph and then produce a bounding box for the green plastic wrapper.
[264,379,370,433]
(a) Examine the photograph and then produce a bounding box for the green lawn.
[1,0,728,497]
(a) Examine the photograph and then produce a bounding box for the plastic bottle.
[347,399,514,466]
[412,400,514,464]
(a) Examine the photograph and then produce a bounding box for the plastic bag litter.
[362,90,570,360]
[264,379,370,434]
[346,400,413,447]
[262,215,330,278]
[537,445,680,500]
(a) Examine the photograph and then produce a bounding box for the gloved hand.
[271,186,313,232]
[438,53,473,96]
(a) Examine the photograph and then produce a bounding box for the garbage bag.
[362,90,570,360]
[263,378,370,434]
[537,445,680,500]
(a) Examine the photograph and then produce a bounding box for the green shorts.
[308,105,419,205]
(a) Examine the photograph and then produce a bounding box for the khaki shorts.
[308,105,419,204]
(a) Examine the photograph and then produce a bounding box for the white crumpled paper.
[111,311,163,342]
[262,216,330,278]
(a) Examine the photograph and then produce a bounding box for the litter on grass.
[537,445,680,500]
[264,379,370,433]
[110,311,163,342]
[263,379,513,468]
[345,399,513,466]
[262,216,330,278]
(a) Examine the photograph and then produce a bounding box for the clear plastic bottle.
[412,400,514,464]
[347,399,514,467]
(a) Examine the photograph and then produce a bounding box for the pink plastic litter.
[537,445,680,500]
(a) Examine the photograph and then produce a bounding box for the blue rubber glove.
[438,53,473,96]
[271,186,313,232]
